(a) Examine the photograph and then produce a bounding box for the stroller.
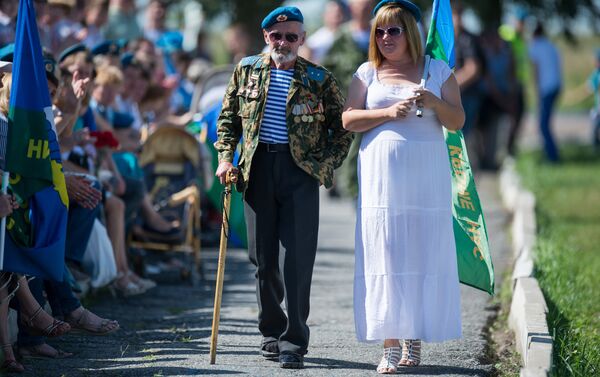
[130,126,205,285]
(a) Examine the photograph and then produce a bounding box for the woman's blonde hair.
[94,64,123,86]
[368,4,423,68]
[0,73,12,116]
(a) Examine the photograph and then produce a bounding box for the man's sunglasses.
[375,26,405,38]
[268,32,300,43]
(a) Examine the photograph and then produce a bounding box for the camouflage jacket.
[322,23,370,93]
[214,53,352,191]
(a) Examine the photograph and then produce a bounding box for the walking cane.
[209,168,238,364]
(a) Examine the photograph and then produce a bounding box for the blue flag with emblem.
[2,0,69,281]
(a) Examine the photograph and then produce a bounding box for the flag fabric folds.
[3,0,68,281]
[425,0,494,294]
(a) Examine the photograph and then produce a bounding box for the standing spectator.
[529,23,562,162]
[478,26,517,170]
[452,3,484,136]
[499,8,530,156]
[214,6,351,369]
[223,23,252,64]
[323,0,374,92]
[342,1,464,372]
[589,49,600,149]
[323,0,375,200]
[143,0,170,45]
[0,0,17,48]
[104,0,142,41]
[306,0,347,64]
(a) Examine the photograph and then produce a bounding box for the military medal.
[294,116,300,123]
[302,115,308,122]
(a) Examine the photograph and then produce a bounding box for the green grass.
[516,145,600,376]
[486,270,521,376]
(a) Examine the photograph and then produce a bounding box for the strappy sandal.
[399,339,422,367]
[66,308,119,336]
[376,346,401,374]
[127,271,156,291]
[1,344,25,373]
[19,306,71,338]
[109,273,146,297]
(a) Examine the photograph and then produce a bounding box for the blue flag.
[425,0,455,68]
[3,0,69,281]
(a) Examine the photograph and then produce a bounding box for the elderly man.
[214,6,352,369]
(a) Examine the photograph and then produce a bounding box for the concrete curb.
[499,158,553,377]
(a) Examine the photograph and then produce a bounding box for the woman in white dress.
[342,0,465,373]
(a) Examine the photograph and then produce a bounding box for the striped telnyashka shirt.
[259,69,293,144]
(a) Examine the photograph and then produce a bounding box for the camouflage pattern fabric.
[322,24,370,199]
[215,53,352,191]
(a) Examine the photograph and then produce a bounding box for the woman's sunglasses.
[375,26,405,38]
[268,32,300,43]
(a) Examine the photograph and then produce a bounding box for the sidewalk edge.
[499,158,552,377]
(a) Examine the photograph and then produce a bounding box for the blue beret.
[116,38,129,50]
[261,6,304,29]
[373,0,421,23]
[0,43,14,62]
[42,53,60,86]
[112,112,135,130]
[91,40,121,56]
[120,52,135,68]
[514,6,528,21]
[58,43,88,63]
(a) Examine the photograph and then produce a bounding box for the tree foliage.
[196,0,598,47]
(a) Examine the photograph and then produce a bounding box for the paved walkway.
[23,171,510,377]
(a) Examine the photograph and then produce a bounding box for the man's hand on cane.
[215,161,234,185]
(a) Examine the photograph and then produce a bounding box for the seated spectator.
[90,63,123,131]
[0,56,120,361]
[91,39,123,67]
[111,112,179,237]
[80,0,109,49]
[0,0,17,48]
[115,53,149,130]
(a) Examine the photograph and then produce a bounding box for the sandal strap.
[43,319,68,337]
[401,339,421,364]
[73,308,90,327]
[377,346,401,371]
[24,305,44,327]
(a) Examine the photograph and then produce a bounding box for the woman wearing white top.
[342,0,465,373]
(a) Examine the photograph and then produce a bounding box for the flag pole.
[416,55,431,118]
[0,171,9,270]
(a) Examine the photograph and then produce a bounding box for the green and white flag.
[426,0,494,294]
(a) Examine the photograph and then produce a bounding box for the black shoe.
[279,352,304,369]
[260,341,279,359]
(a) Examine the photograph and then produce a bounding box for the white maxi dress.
[353,59,462,343]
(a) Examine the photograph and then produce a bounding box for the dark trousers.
[243,144,319,356]
[539,88,561,162]
[65,203,99,263]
